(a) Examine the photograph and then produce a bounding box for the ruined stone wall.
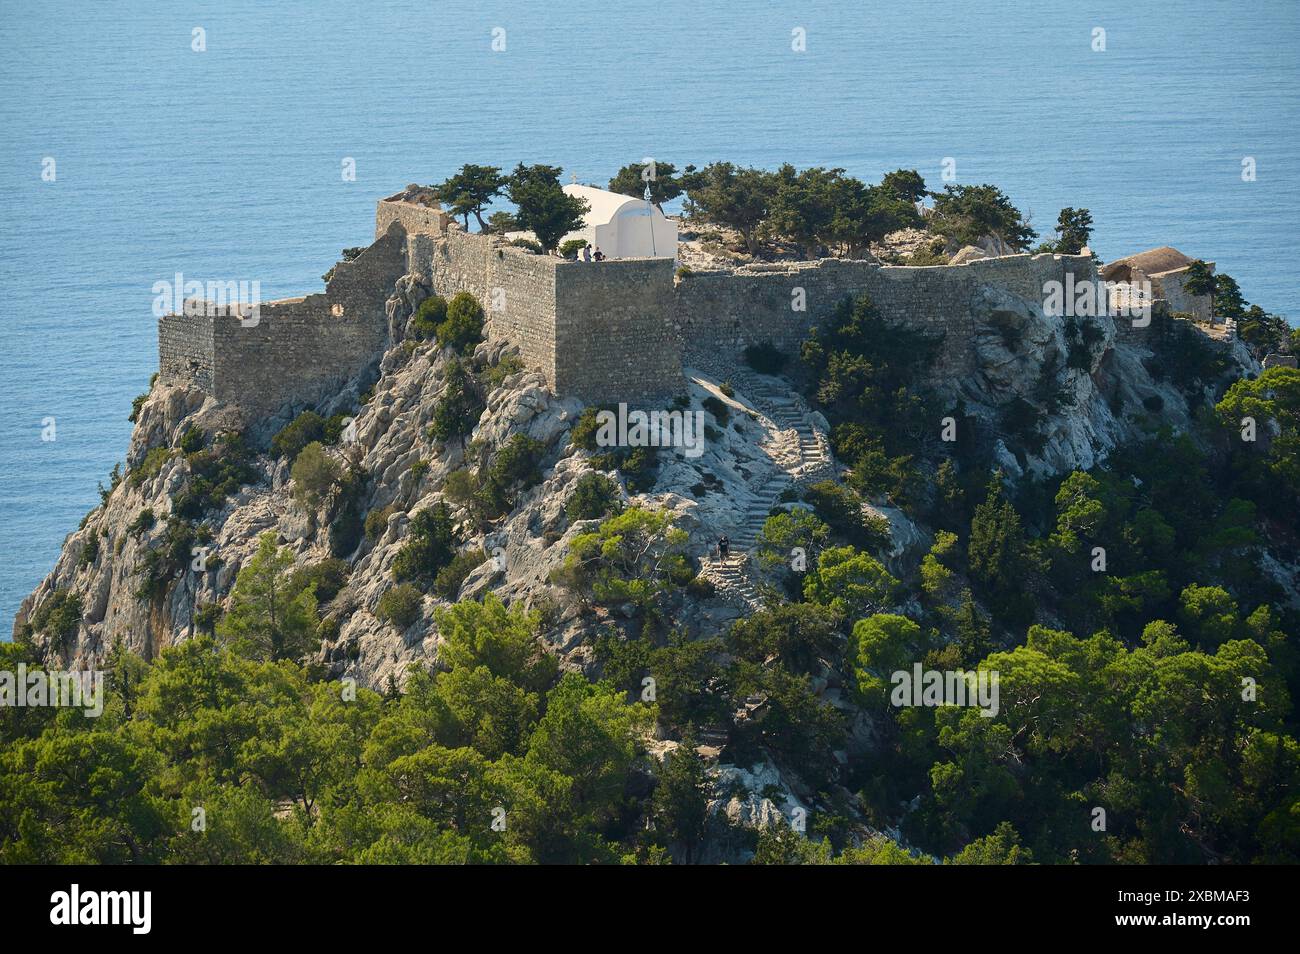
[426,229,561,386]
[156,223,406,417]
[158,309,215,392]
[675,253,1098,370]
[160,187,1106,423]
[375,197,450,243]
[555,258,682,404]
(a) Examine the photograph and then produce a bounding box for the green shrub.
[436,292,486,354]
[559,238,587,259]
[29,590,82,642]
[411,459,429,481]
[676,265,693,279]
[804,480,890,551]
[719,381,735,398]
[392,502,457,584]
[569,406,604,451]
[128,393,148,423]
[130,447,172,487]
[743,341,788,375]
[433,549,488,600]
[98,462,123,505]
[329,501,364,558]
[134,517,211,600]
[566,472,623,521]
[365,504,396,540]
[79,533,101,568]
[323,413,353,444]
[376,584,423,629]
[482,352,525,390]
[488,434,545,494]
[178,426,205,454]
[410,295,447,340]
[441,469,479,509]
[288,558,350,604]
[127,508,156,536]
[428,358,484,445]
[290,442,340,508]
[173,431,258,519]
[702,395,730,426]
[272,411,327,460]
[686,575,716,599]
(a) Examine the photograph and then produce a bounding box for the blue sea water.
[1,0,1298,627]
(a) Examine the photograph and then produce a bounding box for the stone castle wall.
[158,309,216,393]
[555,257,682,403]
[156,223,406,416]
[674,253,1098,365]
[375,194,450,244]
[157,192,1103,419]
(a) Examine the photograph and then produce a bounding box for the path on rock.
[687,359,837,612]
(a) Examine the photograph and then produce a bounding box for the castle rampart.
[157,190,1109,419]
[674,252,1098,376]
[157,222,406,416]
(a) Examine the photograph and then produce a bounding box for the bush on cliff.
[552,506,690,621]
[392,502,457,585]
[702,395,730,427]
[364,504,396,541]
[565,472,623,521]
[272,411,327,460]
[27,590,82,644]
[173,432,259,519]
[428,357,483,446]
[376,584,423,629]
[433,548,488,601]
[129,447,172,488]
[127,373,157,424]
[288,558,350,605]
[803,480,890,552]
[436,292,485,354]
[410,295,447,340]
[290,442,340,509]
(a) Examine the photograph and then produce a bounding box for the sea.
[2,0,1298,627]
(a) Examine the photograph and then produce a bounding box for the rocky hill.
[14,246,1288,863]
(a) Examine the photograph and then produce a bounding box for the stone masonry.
[156,190,1116,420]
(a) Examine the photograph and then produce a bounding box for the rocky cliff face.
[950,282,1257,478]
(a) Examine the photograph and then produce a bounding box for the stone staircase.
[690,356,838,612]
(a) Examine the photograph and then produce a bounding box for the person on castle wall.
[594,247,605,261]
[582,244,591,262]
[718,534,730,563]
